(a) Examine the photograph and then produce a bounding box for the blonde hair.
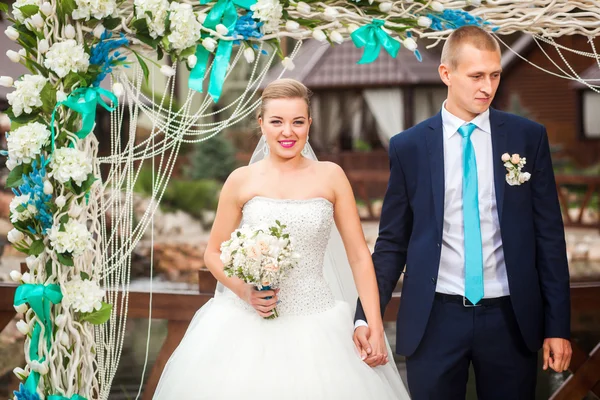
[441,26,501,70]
[258,78,312,119]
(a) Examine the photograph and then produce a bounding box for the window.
[582,90,600,139]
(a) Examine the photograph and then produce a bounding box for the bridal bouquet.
[220,221,300,318]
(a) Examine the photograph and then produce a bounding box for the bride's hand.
[365,327,389,367]
[237,284,279,318]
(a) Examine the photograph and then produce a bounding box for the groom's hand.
[354,326,388,367]
[543,338,572,373]
[353,326,372,361]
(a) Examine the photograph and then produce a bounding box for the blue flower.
[12,156,53,234]
[13,383,41,400]
[426,9,496,31]
[233,12,264,43]
[89,31,129,86]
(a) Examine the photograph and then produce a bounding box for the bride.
[153,78,410,399]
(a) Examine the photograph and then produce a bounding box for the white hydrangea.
[49,147,93,186]
[10,195,37,223]
[167,2,202,50]
[6,122,51,167]
[6,75,47,117]
[61,276,105,313]
[134,0,169,39]
[43,40,90,78]
[12,0,42,23]
[250,0,283,34]
[72,0,117,20]
[48,219,91,256]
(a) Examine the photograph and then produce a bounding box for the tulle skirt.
[153,295,410,399]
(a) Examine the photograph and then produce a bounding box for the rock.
[152,242,206,284]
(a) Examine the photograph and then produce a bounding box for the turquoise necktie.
[458,123,484,305]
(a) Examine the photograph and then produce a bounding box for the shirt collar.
[441,100,491,138]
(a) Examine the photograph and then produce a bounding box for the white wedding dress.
[153,196,410,399]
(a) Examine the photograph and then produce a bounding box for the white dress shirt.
[355,103,509,330]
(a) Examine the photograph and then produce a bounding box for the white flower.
[501,152,510,162]
[12,0,41,23]
[59,331,70,346]
[7,228,25,243]
[330,30,344,44]
[14,303,29,313]
[7,50,21,63]
[56,89,67,102]
[312,29,327,42]
[30,13,44,29]
[160,65,175,77]
[44,40,90,78]
[72,0,117,20]
[251,0,283,34]
[5,26,19,41]
[49,147,93,186]
[61,276,105,313]
[38,38,49,54]
[296,1,311,14]
[112,82,124,98]
[10,194,35,223]
[29,360,48,375]
[378,2,392,12]
[167,2,203,50]
[417,16,432,28]
[68,203,83,218]
[25,255,39,270]
[13,367,28,380]
[282,57,295,70]
[215,23,229,36]
[55,314,67,328]
[6,122,51,167]
[197,12,207,24]
[347,24,359,33]
[55,195,66,208]
[21,272,32,283]
[285,21,300,32]
[10,270,22,282]
[431,1,444,12]
[202,37,217,52]
[511,153,521,164]
[49,219,91,256]
[0,76,14,87]
[468,0,482,6]
[519,172,531,184]
[323,7,339,20]
[403,37,418,51]
[6,159,17,171]
[243,47,255,63]
[64,24,76,39]
[134,0,169,39]
[187,54,198,68]
[93,23,105,39]
[40,2,53,16]
[16,320,29,335]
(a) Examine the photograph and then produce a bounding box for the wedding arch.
[1,0,599,398]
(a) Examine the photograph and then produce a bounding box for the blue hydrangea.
[13,383,41,400]
[89,31,129,86]
[12,156,53,234]
[233,12,264,41]
[427,9,498,32]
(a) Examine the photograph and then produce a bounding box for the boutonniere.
[502,153,531,186]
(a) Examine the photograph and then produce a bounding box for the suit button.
[431,277,436,284]
[437,243,440,247]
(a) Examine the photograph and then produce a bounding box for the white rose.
[281,57,295,70]
[501,153,510,162]
[16,320,29,335]
[378,2,392,12]
[312,29,327,42]
[7,50,21,63]
[285,20,300,32]
[403,37,418,51]
[243,47,255,63]
[520,172,531,183]
[5,26,19,41]
[417,16,432,28]
[65,24,76,39]
[296,1,311,14]
[431,1,444,12]
[38,38,49,54]
[0,76,14,87]
[7,228,24,243]
[330,30,344,44]
[55,195,66,208]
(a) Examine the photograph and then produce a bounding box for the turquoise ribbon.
[188,0,256,102]
[50,87,118,151]
[14,283,63,394]
[48,394,88,400]
[350,19,400,64]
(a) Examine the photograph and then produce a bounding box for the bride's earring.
[301,136,310,156]
[262,137,270,156]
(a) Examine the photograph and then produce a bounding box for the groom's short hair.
[441,26,501,70]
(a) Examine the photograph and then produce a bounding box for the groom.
[354,26,572,399]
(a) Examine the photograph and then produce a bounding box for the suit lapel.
[426,112,445,238]
[490,108,507,223]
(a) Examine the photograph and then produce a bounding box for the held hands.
[238,284,279,318]
[353,326,389,367]
[543,338,572,373]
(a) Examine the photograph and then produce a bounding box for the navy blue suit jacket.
[356,108,571,357]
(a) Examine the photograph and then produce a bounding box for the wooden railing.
[1,273,600,399]
[555,175,600,231]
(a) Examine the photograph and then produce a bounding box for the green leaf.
[132,17,149,32]
[17,5,39,18]
[5,108,38,124]
[0,2,8,12]
[45,259,53,277]
[6,164,25,188]
[63,72,87,90]
[180,45,196,59]
[80,302,112,325]
[15,204,27,213]
[59,214,69,225]
[103,17,121,30]
[77,173,97,194]
[156,46,164,61]
[40,83,57,114]
[133,52,150,84]
[80,271,90,280]
[29,239,45,256]
[57,252,74,267]
[61,0,77,16]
